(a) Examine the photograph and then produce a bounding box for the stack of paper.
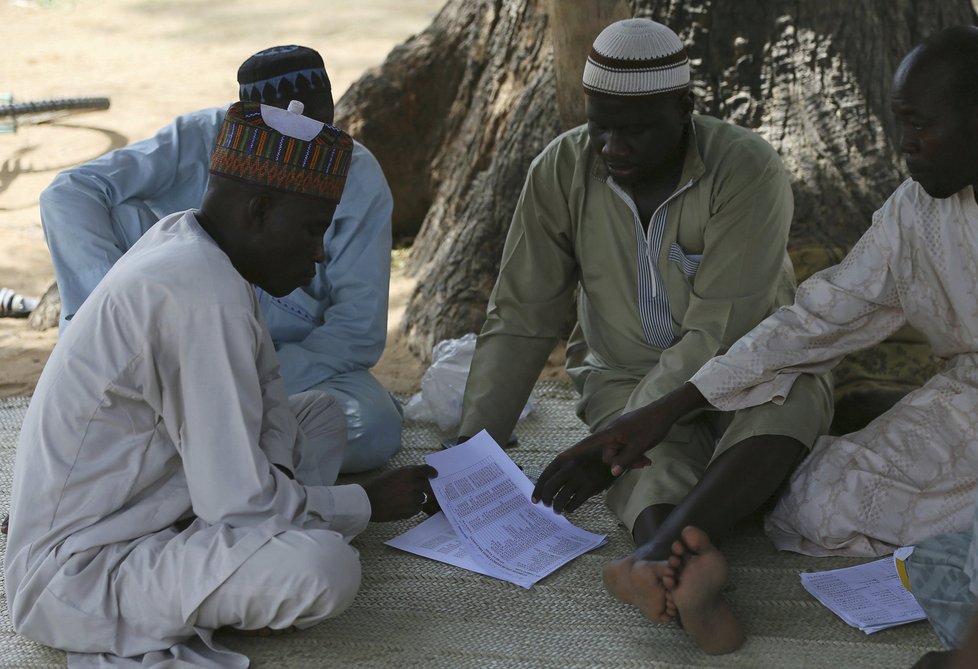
[385,430,607,588]
[800,556,927,634]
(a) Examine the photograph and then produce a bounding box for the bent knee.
[343,399,403,472]
[360,398,403,454]
[291,390,346,426]
[275,530,362,619]
[301,532,362,617]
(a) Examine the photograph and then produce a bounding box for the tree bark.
[343,0,977,361]
[338,0,561,357]
[547,0,631,131]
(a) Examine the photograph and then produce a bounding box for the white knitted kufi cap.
[582,18,690,97]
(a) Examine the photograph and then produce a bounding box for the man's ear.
[247,193,270,230]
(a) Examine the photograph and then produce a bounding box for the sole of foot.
[668,526,744,655]
[603,556,676,623]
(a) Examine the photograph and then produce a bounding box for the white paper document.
[800,556,926,634]
[385,511,494,577]
[385,430,606,588]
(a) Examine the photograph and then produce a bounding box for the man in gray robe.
[5,100,437,667]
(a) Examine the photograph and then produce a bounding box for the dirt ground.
[0,0,451,398]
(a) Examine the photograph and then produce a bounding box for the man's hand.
[531,450,615,513]
[555,382,709,476]
[363,465,439,522]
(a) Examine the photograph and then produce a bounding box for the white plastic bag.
[404,333,535,430]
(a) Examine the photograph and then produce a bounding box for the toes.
[670,537,686,558]
[681,526,715,554]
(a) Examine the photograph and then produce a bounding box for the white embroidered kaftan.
[691,179,978,556]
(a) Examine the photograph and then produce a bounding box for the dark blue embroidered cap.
[237,45,331,104]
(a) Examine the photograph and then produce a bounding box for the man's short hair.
[914,26,978,112]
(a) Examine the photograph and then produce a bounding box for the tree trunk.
[338,0,975,361]
[338,0,560,357]
[547,0,631,131]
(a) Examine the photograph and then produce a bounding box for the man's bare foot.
[665,526,744,655]
[603,556,677,623]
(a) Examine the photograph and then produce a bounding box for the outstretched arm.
[532,382,708,511]
[458,144,579,446]
[692,205,906,413]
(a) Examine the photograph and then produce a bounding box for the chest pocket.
[667,243,702,277]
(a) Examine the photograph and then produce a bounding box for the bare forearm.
[637,381,710,424]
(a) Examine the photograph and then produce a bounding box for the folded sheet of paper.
[800,554,926,634]
[385,430,607,588]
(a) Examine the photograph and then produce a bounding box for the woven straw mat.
[0,384,943,668]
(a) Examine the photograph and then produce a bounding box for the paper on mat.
[800,555,926,634]
[386,430,606,588]
[385,511,494,577]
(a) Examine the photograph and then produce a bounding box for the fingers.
[532,459,576,509]
[420,477,440,515]
[421,496,441,516]
[608,448,650,477]
[382,466,440,518]
[531,458,608,514]
[552,467,597,514]
[531,458,566,503]
[608,455,651,477]
[551,476,578,514]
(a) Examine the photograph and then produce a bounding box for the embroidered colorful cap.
[209,100,352,204]
[582,18,690,97]
[237,45,331,103]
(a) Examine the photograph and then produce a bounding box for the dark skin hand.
[532,383,708,510]
[531,450,616,514]
[362,465,440,522]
